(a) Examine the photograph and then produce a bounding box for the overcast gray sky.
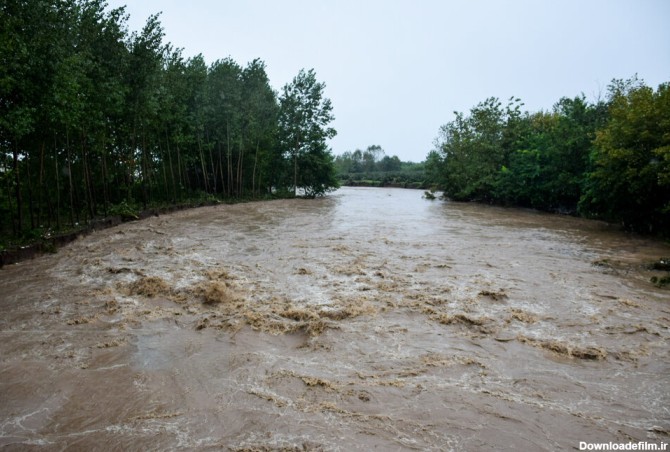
[105,0,670,162]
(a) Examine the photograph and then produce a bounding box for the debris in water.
[508,308,538,323]
[478,289,507,301]
[518,335,607,360]
[128,276,172,298]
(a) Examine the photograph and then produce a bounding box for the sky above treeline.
[105,0,670,163]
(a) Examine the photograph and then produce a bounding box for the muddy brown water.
[1,187,669,451]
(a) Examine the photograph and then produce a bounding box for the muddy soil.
[1,187,669,451]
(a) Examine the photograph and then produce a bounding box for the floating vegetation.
[649,257,670,271]
[650,275,670,288]
[508,308,538,323]
[648,257,670,288]
[518,335,607,360]
[127,276,172,298]
[478,289,508,301]
[201,281,238,304]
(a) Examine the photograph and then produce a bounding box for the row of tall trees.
[427,77,669,235]
[334,146,427,188]
[0,0,337,244]
[334,145,403,173]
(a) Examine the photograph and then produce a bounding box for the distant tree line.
[335,145,402,173]
[334,145,427,188]
[426,77,670,235]
[0,0,337,246]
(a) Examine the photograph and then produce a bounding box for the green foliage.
[649,257,670,288]
[338,168,427,189]
[433,97,525,202]
[108,201,139,220]
[429,78,669,235]
[278,69,338,196]
[650,275,670,288]
[334,146,427,188]
[580,79,670,233]
[0,1,339,244]
[334,145,404,174]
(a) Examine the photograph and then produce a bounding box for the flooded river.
[1,187,669,450]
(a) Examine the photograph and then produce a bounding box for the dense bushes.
[427,77,669,235]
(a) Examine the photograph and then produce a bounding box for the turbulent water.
[1,187,669,451]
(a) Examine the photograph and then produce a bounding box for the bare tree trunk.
[208,136,217,194]
[226,121,232,197]
[101,133,110,216]
[237,137,243,196]
[176,142,185,197]
[66,128,75,227]
[54,132,61,229]
[197,134,208,193]
[252,140,259,197]
[38,141,45,227]
[26,147,35,229]
[159,140,169,201]
[141,128,150,209]
[81,132,95,220]
[218,141,225,196]
[293,152,297,197]
[165,128,177,202]
[12,141,23,233]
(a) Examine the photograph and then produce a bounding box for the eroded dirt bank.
[0,187,668,451]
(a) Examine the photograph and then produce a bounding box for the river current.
[1,187,669,450]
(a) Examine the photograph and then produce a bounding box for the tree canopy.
[0,0,338,246]
[427,77,669,235]
[278,69,337,197]
[333,146,426,188]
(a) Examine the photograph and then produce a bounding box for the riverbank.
[0,203,206,268]
[0,195,287,268]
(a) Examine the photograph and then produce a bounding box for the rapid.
[1,187,668,451]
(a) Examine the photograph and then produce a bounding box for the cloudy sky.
[105,0,670,162]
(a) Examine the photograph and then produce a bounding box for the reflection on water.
[1,187,669,450]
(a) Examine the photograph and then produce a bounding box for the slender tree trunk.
[207,136,217,194]
[141,128,149,209]
[176,142,184,197]
[204,129,216,194]
[66,128,75,227]
[26,148,35,230]
[226,121,232,196]
[237,137,244,196]
[197,134,208,193]
[38,141,45,227]
[293,152,298,197]
[5,149,16,236]
[165,128,177,202]
[159,140,169,201]
[293,134,301,196]
[12,141,23,233]
[81,132,95,220]
[217,141,225,197]
[129,123,136,203]
[101,133,110,216]
[252,140,259,197]
[54,132,61,230]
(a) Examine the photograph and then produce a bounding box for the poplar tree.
[278,69,337,197]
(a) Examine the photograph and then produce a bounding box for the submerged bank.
[0,195,288,268]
